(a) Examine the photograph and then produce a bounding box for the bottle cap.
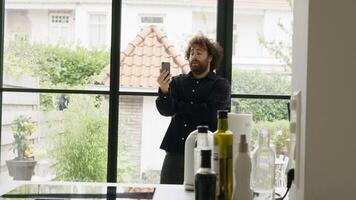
[217,110,228,118]
[239,134,249,153]
[197,125,209,133]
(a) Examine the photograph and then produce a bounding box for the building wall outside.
[119,96,144,176]
[141,96,170,173]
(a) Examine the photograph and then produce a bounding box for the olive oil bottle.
[213,110,233,200]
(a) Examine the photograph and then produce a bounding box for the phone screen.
[161,62,170,73]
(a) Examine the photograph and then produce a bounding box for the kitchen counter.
[0,181,194,200]
[153,184,194,200]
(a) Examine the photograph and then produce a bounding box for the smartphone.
[161,62,170,73]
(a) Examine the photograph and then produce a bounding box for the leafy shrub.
[232,69,291,96]
[232,69,291,122]
[50,95,138,182]
[4,34,109,88]
[51,95,108,181]
[38,45,109,87]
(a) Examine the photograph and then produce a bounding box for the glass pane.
[3,1,112,90]
[1,92,109,183]
[231,98,291,188]
[232,0,293,95]
[119,0,217,92]
[118,95,170,183]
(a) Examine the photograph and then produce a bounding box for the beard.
[189,59,209,75]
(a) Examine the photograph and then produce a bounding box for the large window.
[232,0,293,95]
[231,0,293,188]
[2,3,111,90]
[118,0,217,183]
[0,0,292,186]
[1,93,109,182]
[1,0,112,183]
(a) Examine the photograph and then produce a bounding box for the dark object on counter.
[195,149,216,200]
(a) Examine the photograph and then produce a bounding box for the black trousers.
[160,152,184,184]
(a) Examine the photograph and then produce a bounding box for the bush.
[234,99,289,122]
[51,95,108,181]
[4,34,109,88]
[50,95,139,182]
[232,69,291,95]
[232,69,291,122]
[38,45,109,87]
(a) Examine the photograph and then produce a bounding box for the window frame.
[0,0,290,183]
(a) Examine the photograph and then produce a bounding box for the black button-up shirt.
[156,71,231,154]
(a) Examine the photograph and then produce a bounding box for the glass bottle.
[195,149,217,200]
[251,129,276,200]
[213,110,233,200]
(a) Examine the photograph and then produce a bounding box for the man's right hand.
[157,70,171,94]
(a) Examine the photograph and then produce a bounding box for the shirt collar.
[188,71,216,80]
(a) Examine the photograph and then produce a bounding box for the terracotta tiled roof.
[98,25,189,88]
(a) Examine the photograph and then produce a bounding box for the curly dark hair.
[184,35,223,71]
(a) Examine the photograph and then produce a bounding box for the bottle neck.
[217,118,228,131]
[201,156,211,169]
[258,134,270,147]
[197,132,208,147]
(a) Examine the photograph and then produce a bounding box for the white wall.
[28,10,49,43]
[140,96,170,172]
[121,3,192,54]
[292,0,356,199]
[291,0,308,199]
[75,3,111,48]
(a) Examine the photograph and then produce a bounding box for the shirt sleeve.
[155,77,179,116]
[175,78,231,122]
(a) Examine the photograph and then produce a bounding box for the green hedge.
[4,34,109,88]
[231,69,291,122]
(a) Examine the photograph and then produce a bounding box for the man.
[156,35,231,184]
